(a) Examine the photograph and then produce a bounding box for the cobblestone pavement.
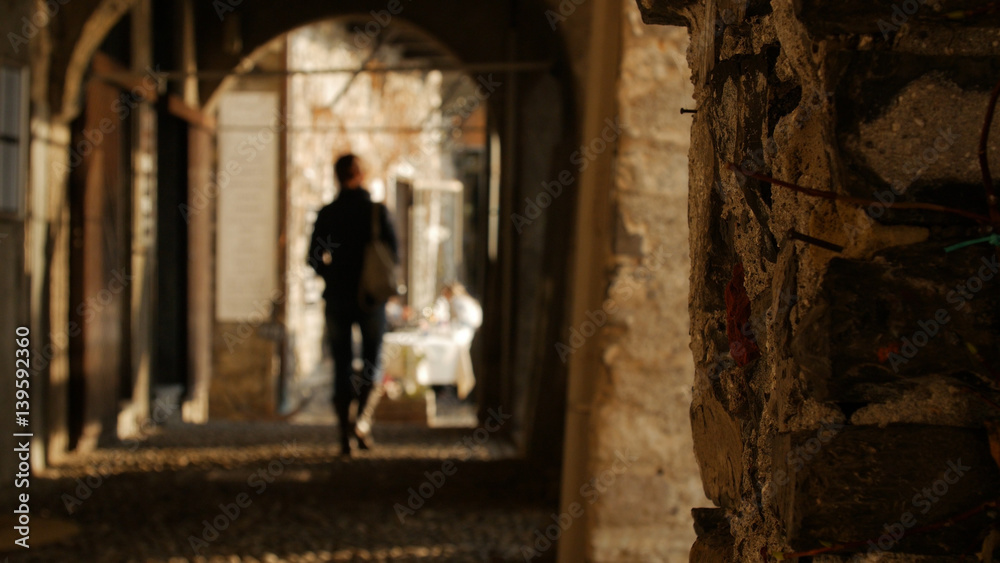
[4,422,562,563]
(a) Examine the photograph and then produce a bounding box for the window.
[0,64,27,216]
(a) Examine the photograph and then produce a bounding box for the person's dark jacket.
[308,187,398,305]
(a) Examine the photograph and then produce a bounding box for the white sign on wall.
[215,91,280,322]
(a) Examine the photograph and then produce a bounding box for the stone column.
[560,1,706,561]
[638,0,1000,560]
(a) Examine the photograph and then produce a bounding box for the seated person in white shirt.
[428,282,482,401]
[441,282,482,345]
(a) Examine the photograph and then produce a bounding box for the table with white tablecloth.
[381,329,475,398]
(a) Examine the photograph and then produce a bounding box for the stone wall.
[592,3,706,562]
[557,1,708,561]
[637,0,1000,560]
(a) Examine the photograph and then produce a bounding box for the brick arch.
[53,0,138,122]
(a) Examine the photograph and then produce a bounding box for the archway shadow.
[25,422,562,562]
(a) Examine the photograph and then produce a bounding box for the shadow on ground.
[2,422,561,562]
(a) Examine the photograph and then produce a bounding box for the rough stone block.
[792,244,1000,403]
[691,389,745,508]
[690,508,735,562]
[635,0,698,27]
[772,424,1000,556]
[795,1,1000,37]
[830,51,1000,227]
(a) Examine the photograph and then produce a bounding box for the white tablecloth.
[382,330,475,398]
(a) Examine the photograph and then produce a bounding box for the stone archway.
[38,0,587,467]
[174,2,585,463]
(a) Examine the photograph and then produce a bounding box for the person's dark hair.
[334,154,359,186]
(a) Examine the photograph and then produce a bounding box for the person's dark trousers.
[326,299,387,451]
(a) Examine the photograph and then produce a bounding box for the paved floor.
[4,421,561,563]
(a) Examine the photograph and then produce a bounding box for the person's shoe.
[340,428,353,457]
[354,425,373,450]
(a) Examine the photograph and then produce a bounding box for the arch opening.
[197,18,499,430]
[53,0,582,510]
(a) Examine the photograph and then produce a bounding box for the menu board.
[215,91,280,322]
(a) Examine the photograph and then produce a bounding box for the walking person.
[308,154,398,456]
